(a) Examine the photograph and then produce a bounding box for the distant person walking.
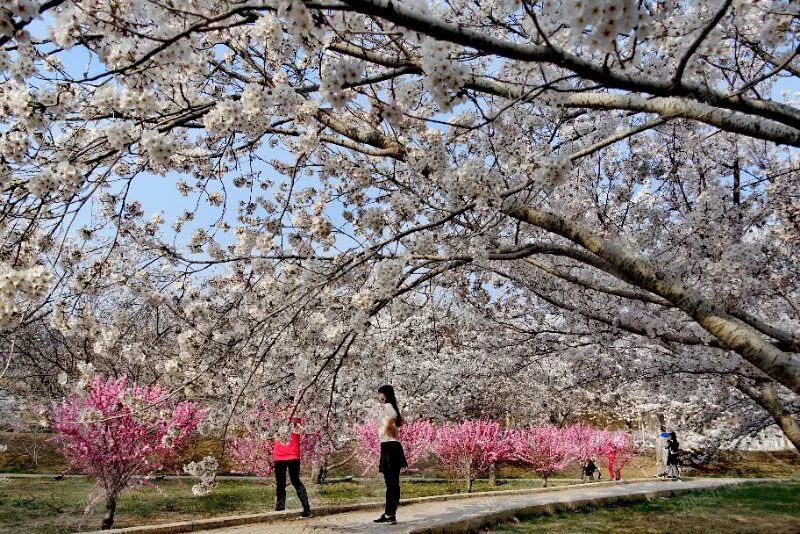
[606,448,620,480]
[666,431,681,479]
[273,413,312,517]
[373,385,407,525]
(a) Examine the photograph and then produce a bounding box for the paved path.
[200,478,758,534]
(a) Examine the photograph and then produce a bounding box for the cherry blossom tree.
[51,375,204,529]
[432,420,513,492]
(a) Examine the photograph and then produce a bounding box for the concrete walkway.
[198,478,760,534]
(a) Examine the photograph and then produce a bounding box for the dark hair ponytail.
[378,384,403,427]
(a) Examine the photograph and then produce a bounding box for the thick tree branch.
[501,202,800,394]
[337,0,800,131]
[733,377,800,452]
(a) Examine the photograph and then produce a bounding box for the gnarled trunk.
[101,495,117,530]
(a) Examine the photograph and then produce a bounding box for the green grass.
[490,481,800,533]
[0,476,552,533]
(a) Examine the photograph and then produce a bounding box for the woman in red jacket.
[273,416,311,517]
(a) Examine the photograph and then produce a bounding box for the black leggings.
[382,468,401,516]
[274,460,309,511]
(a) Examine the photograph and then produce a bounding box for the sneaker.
[374,514,396,523]
[301,509,312,518]
[385,516,397,525]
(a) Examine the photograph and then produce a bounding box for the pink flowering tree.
[563,423,604,476]
[354,419,436,474]
[228,401,277,477]
[51,375,204,530]
[432,420,513,492]
[510,426,574,487]
[353,419,381,474]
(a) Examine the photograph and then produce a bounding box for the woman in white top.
[373,385,407,525]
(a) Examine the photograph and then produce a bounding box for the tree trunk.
[734,377,800,453]
[312,458,328,485]
[488,462,497,486]
[543,476,549,488]
[502,204,800,395]
[101,495,117,530]
[466,477,473,493]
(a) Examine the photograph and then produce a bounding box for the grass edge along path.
[0,476,574,533]
[89,478,656,534]
[404,478,775,534]
[488,479,800,534]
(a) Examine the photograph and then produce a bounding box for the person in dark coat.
[666,431,681,479]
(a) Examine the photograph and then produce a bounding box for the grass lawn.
[489,481,800,533]
[0,476,555,533]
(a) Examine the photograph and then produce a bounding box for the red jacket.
[273,418,302,461]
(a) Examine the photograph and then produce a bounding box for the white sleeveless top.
[378,403,399,443]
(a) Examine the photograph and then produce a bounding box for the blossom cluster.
[538,0,646,53]
[183,455,219,496]
[321,59,363,109]
[0,262,51,328]
[0,1,40,39]
[420,38,466,112]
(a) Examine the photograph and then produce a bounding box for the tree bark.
[312,463,327,485]
[337,0,800,144]
[733,377,800,453]
[101,495,117,530]
[488,462,497,486]
[502,204,800,395]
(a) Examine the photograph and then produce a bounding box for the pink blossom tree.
[354,419,436,474]
[51,375,204,529]
[510,426,573,487]
[563,423,604,478]
[432,420,513,492]
[228,401,277,477]
[353,419,381,474]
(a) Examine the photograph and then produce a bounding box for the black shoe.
[374,514,396,523]
[301,509,312,518]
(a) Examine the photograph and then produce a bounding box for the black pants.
[382,468,400,517]
[274,460,310,512]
